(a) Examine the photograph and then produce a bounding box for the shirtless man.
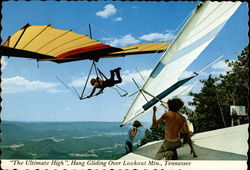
[87,67,122,98]
[152,98,196,160]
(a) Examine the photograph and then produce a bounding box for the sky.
[1,1,249,124]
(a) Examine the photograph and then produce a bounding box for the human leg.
[104,70,116,87]
[155,142,165,160]
[125,141,133,154]
[187,135,197,157]
[113,67,122,84]
[172,149,178,160]
[109,70,115,81]
[155,141,173,160]
[155,140,182,160]
[106,68,122,87]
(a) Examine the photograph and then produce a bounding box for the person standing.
[125,120,142,154]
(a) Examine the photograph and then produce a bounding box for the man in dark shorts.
[87,67,122,98]
[152,98,196,160]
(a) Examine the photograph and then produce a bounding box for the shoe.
[114,67,121,72]
[190,150,198,157]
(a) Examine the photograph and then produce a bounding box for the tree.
[217,46,249,125]
[189,46,249,132]
[189,76,226,132]
[219,46,249,110]
[180,106,195,122]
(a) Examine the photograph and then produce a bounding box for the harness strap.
[93,62,101,79]
[97,68,108,80]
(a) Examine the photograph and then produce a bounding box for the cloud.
[180,69,228,81]
[114,17,123,21]
[211,60,230,70]
[139,30,175,42]
[1,56,8,71]
[179,60,233,80]
[103,34,140,47]
[70,74,96,88]
[210,60,233,76]
[1,76,61,94]
[102,30,175,47]
[210,70,228,77]
[96,4,117,19]
[121,69,152,86]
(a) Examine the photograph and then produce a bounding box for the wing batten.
[13,24,30,49]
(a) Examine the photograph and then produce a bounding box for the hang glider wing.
[101,42,170,58]
[120,1,241,126]
[1,24,170,63]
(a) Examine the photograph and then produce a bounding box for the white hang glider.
[120,1,241,126]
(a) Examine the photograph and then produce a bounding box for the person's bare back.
[152,98,197,159]
[153,110,186,141]
[165,111,186,141]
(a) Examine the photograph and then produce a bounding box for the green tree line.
[140,46,249,145]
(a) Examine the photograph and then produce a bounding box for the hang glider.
[1,24,170,63]
[120,1,241,126]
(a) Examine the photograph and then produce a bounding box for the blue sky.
[1,1,249,123]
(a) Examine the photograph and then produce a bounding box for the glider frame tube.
[142,76,195,111]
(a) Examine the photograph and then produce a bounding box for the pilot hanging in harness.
[86,67,122,98]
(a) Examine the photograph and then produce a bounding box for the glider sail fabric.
[102,42,170,58]
[1,25,169,63]
[1,24,121,62]
[121,1,241,126]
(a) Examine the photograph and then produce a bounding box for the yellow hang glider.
[1,24,170,63]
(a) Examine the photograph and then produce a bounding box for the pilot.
[87,67,122,98]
